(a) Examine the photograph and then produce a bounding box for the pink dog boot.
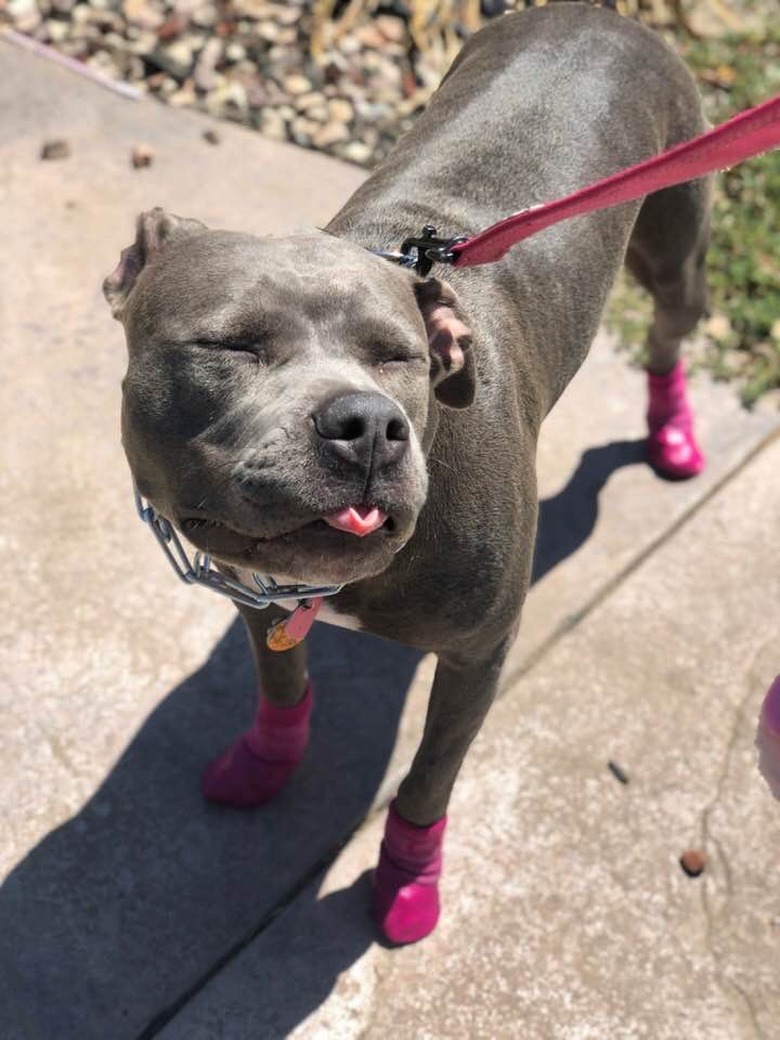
[201,682,313,808]
[756,675,780,799]
[646,361,705,479]
[372,800,446,945]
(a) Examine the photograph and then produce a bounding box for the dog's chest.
[315,601,363,632]
[266,595,362,633]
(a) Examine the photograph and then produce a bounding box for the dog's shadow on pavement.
[533,438,646,583]
[2,438,645,1039]
[2,621,421,1039]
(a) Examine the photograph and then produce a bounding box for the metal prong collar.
[133,487,342,610]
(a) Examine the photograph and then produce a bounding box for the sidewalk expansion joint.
[135,825,360,1040]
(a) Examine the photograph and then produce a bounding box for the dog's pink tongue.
[324,505,387,537]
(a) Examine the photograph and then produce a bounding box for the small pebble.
[202,128,221,145]
[130,142,155,168]
[341,140,372,165]
[256,21,279,43]
[41,139,72,161]
[156,14,187,42]
[327,97,354,124]
[355,23,385,50]
[167,85,197,108]
[194,37,223,93]
[190,5,217,29]
[312,121,350,148]
[165,39,197,68]
[284,73,313,96]
[375,14,407,45]
[46,19,71,43]
[259,108,286,141]
[607,760,630,785]
[680,849,707,878]
[122,0,164,31]
[225,41,247,63]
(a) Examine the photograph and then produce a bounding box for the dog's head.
[104,209,474,585]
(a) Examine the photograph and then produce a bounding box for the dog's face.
[105,209,474,585]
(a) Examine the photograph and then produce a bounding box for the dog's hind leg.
[625,174,712,479]
[201,604,311,807]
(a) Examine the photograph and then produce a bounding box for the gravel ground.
[0,1,766,169]
[1,0,472,167]
[0,0,711,169]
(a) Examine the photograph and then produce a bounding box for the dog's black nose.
[313,392,410,470]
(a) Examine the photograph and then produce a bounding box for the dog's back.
[329,3,708,413]
[331,4,704,236]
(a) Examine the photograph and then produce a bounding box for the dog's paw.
[201,683,312,808]
[646,362,705,480]
[201,736,301,807]
[372,862,441,945]
[646,423,705,480]
[371,801,446,945]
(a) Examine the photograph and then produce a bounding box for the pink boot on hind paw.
[646,362,705,480]
[201,683,313,808]
[372,801,447,945]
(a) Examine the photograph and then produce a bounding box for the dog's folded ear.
[414,278,475,409]
[103,208,207,321]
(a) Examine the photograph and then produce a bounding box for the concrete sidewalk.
[162,437,780,1040]
[2,40,778,1040]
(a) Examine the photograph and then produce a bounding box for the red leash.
[445,93,780,269]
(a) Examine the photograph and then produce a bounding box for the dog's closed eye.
[190,340,266,362]
[375,351,427,367]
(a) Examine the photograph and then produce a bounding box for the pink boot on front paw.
[372,801,447,945]
[201,683,313,808]
[646,362,705,480]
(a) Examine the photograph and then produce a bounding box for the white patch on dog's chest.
[315,601,362,631]
[267,598,362,632]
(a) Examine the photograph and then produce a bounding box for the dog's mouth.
[320,504,388,537]
[179,505,395,558]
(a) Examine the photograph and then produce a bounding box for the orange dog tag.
[266,597,323,651]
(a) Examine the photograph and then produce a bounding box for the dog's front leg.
[201,603,311,807]
[373,640,511,944]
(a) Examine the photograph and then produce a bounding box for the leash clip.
[372,225,467,277]
[399,225,468,277]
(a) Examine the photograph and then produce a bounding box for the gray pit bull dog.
[105,2,710,945]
